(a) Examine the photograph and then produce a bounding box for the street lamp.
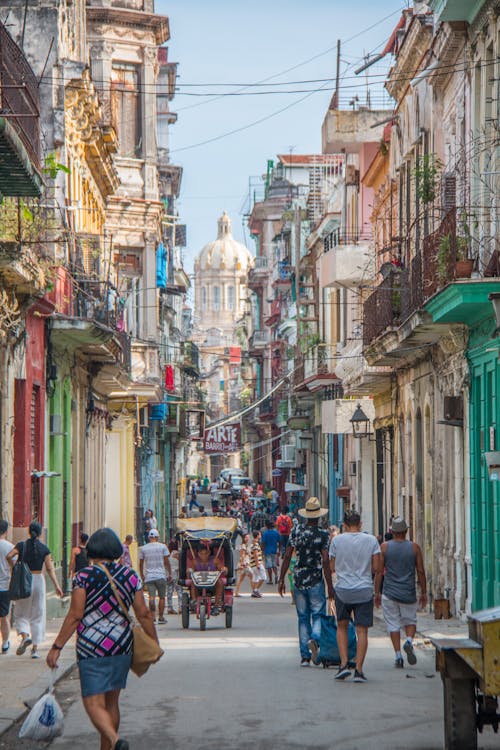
[350,403,374,439]
[488,293,500,337]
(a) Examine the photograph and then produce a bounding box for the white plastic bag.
[19,670,64,741]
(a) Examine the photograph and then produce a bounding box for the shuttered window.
[111,64,141,158]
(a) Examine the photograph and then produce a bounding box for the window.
[213,286,220,311]
[227,285,234,311]
[202,286,207,311]
[111,63,142,158]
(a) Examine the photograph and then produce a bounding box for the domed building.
[194,212,253,341]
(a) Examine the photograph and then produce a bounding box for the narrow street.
[3,594,494,750]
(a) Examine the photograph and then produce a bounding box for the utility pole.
[329,39,341,110]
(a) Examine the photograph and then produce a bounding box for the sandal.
[16,637,32,656]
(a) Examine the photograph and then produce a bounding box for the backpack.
[277,515,292,535]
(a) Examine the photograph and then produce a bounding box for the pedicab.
[177,516,236,631]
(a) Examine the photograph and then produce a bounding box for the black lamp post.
[488,292,500,337]
[350,403,372,439]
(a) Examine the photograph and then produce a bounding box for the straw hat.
[298,497,328,519]
[391,516,408,532]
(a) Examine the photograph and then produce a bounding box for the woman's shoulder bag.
[96,564,164,677]
[9,541,33,600]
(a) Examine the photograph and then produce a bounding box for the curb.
[0,658,76,738]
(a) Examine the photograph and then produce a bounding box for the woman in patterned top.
[47,528,158,750]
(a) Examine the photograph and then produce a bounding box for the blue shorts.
[78,653,131,698]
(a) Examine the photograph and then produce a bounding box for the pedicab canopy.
[176,516,237,540]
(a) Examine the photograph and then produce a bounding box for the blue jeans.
[294,582,326,659]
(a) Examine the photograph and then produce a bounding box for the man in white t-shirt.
[138,529,172,624]
[0,519,14,653]
[329,510,381,682]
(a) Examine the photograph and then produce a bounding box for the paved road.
[3,591,498,750]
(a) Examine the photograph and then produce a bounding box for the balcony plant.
[413,153,443,205]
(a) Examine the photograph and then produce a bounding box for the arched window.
[213,286,220,311]
[227,285,234,310]
[202,286,207,311]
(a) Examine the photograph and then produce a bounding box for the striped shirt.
[250,541,263,569]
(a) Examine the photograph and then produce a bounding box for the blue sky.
[156,0,407,273]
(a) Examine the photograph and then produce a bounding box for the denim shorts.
[265,553,277,569]
[78,654,131,698]
[145,578,167,599]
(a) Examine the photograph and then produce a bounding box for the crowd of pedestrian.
[0,481,428,748]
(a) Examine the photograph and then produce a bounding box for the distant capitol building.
[193,212,253,343]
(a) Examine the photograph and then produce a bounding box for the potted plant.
[454,235,474,278]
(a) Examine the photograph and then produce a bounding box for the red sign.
[203,423,241,454]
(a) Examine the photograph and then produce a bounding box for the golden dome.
[195,212,253,273]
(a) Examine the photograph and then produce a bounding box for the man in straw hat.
[278,498,334,667]
[329,509,381,682]
[374,516,427,669]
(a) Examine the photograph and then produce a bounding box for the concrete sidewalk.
[0,617,76,737]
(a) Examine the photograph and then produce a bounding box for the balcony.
[181,341,200,378]
[0,240,46,295]
[299,344,339,391]
[247,256,269,290]
[335,340,392,396]
[0,22,42,196]
[272,260,292,289]
[257,396,276,422]
[363,210,478,366]
[264,298,281,327]
[248,329,270,355]
[318,235,374,289]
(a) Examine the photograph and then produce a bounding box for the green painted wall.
[468,318,500,610]
[47,377,72,588]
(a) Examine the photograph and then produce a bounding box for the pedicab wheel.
[225,605,233,629]
[181,593,190,629]
[442,676,477,750]
[199,603,207,631]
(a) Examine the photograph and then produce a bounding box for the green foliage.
[413,153,443,205]
[437,233,451,282]
[43,152,70,179]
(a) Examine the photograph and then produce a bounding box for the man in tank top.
[374,516,427,669]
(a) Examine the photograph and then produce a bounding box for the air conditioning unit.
[282,444,296,463]
[349,461,357,476]
[438,396,463,427]
[139,406,149,429]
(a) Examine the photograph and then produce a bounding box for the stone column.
[142,47,159,201]
[143,232,158,340]
[90,42,114,125]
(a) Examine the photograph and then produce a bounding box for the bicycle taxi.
[177,516,236,630]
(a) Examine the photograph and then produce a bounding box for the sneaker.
[167,609,176,614]
[16,637,32,655]
[300,658,311,667]
[335,664,351,680]
[354,670,367,682]
[395,656,404,669]
[307,638,320,665]
[31,650,40,659]
[251,591,259,598]
[1,641,9,654]
[403,640,417,665]
[157,617,167,624]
